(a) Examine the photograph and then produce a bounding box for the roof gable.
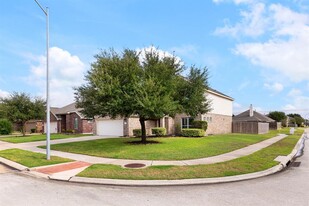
[207,87,234,101]
[51,103,85,119]
[233,110,275,123]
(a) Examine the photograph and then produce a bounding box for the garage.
[96,119,124,136]
[44,122,58,134]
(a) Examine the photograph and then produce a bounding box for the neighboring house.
[45,103,93,134]
[94,88,234,136]
[232,105,275,134]
[13,120,43,134]
[25,120,43,133]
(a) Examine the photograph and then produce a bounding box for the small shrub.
[181,128,204,137]
[65,129,75,134]
[175,123,182,136]
[30,128,36,133]
[0,119,13,135]
[151,127,166,137]
[133,129,142,137]
[192,120,208,131]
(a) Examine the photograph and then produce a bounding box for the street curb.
[280,132,306,166]
[0,157,28,171]
[69,164,284,186]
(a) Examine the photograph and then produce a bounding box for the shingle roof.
[233,110,275,123]
[207,87,234,101]
[51,103,85,118]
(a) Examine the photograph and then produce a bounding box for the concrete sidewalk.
[0,131,306,186]
[11,134,288,167]
[0,135,113,150]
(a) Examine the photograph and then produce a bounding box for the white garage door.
[96,120,124,136]
[44,122,58,134]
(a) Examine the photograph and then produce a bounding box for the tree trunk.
[139,117,147,144]
[22,121,26,136]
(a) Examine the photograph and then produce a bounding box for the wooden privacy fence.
[232,122,269,134]
[269,122,281,130]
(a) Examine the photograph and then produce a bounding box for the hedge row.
[133,127,167,137]
[181,128,204,137]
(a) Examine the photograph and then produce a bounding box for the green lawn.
[77,131,302,180]
[0,148,73,167]
[0,133,92,143]
[43,129,290,160]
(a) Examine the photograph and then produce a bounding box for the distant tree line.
[0,92,45,136]
[267,111,306,127]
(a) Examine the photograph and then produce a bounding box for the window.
[181,117,194,129]
[203,116,212,123]
[74,118,78,130]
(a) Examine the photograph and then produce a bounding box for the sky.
[0,0,309,117]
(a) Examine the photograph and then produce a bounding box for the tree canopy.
[1,92,46,135]
[287,113,304,126]
[75,48,211,143]
[267,111,286,122]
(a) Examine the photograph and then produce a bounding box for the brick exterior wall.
[66,113,80,133]
[25,122,36,133]
[126,117,158,136]
[97,113,232,137]
[62,113,93,134]
[164,117,175,135]
[82,119,93,134]
[174,113,232,135]
[204,113,232,135]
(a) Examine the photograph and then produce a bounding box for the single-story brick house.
[94,88,234,136]
[45,103,93,134]
[232,105,275,134]
[14,120,43,134]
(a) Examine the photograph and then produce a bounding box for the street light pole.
[34,0,50,160]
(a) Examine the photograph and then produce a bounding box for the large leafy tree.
[287,113,304,126]
[268,111,286,122]
[75,48,211,143]
[0,102,7,119]
[1,92,46,136]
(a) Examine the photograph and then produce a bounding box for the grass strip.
[41,129,289,160]
[77,131,303,180]
[0,134,92,143]
[0,148,73,167]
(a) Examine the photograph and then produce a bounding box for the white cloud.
[233,102,246,114]
[170,45,198,59]
[283,95,309,116]
[212,0,255,4]
[288,88,302,97]
[264,82,283,93]
[136,46,183,65]
[215,3,268,37]
[283,88,309,116]
[0,89,9,98]
[216,2,309,82]
[238,81,250,91]
[283,104,296,110]
[233,102,242,109]
[26,47,86,107]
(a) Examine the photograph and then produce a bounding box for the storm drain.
[124,163,146,169]
[291,162,301,167]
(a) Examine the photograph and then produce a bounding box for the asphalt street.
[0,146,308,206]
